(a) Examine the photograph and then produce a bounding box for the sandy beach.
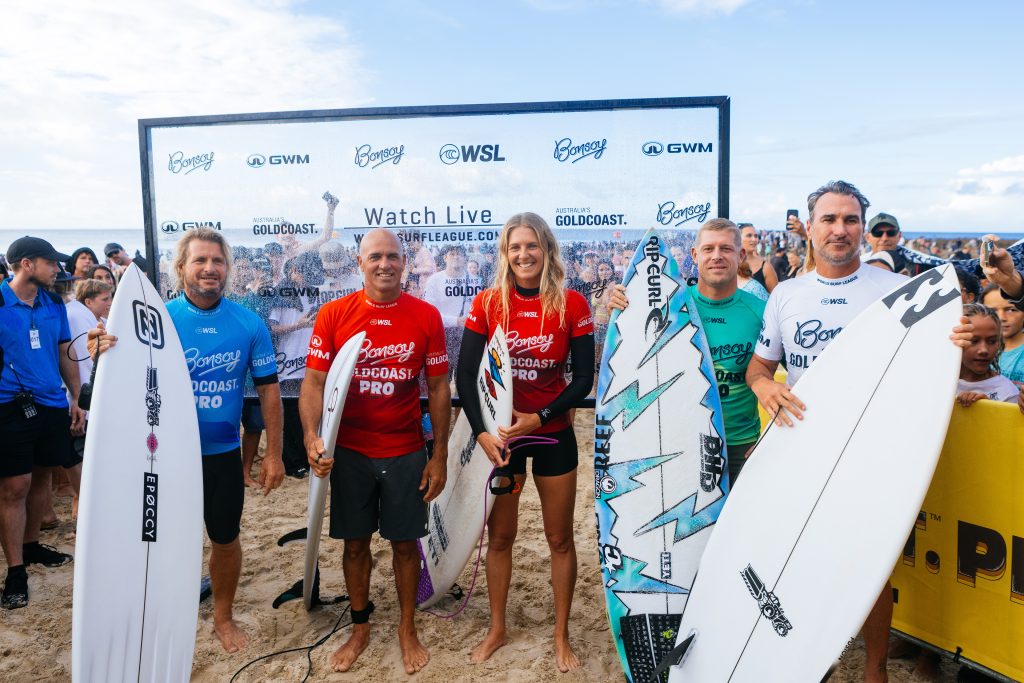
[1,409,962,682]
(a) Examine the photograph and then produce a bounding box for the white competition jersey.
[756,263,906,384]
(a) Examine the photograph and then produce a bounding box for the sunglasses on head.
[871,228,898,238]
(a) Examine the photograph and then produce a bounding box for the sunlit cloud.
[0,0,370,229]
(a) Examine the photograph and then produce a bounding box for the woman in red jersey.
[457,212,594,672]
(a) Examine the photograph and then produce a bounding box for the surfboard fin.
[650,631,695,683]
[273,568,347,609]
[277,527,307,546]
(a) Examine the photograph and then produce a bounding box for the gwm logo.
[132,300,165,349]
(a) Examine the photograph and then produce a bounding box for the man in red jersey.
[299,228,450,676]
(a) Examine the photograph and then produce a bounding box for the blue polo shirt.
[0,279,71,408]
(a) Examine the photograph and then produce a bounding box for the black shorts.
[727,441,755,486]
[65,434,85,468]
[202,448,244,544]
[329,446,428,542]
[506,426,578,477]
[0,402,72,478]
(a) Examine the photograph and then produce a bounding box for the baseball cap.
[867,213,900,233]
[103,242,124,257]
[6,236,71,264]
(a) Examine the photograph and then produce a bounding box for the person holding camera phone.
[0,236,86,610]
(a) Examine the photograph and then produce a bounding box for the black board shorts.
[329,446,428,542]
[507,426,578,477]
[202,448,244,544]
[0,403,71,478]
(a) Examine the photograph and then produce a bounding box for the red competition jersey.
[306,292,448,457]
[465,288,593,434]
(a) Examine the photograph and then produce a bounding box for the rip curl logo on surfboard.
[741,564,793,637]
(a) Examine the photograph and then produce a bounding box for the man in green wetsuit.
[610,218,765,483]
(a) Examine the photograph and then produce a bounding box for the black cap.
[55,265,79,283]
[6,236,71,264]
[868,213,900,233]
[104,242,124,257]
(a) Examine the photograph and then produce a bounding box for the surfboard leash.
[421,435,558,620]
[230,597,352,683]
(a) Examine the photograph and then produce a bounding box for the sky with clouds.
[0,0,1021,234]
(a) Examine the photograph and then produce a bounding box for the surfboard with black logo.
[73,264,203,682]
[304,330,366,610]
[416,326,512,609]
[667,265,962,682]
[594,228,728,683]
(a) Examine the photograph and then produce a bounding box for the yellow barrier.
[756,378,1024,679]
[891,401,1024,680]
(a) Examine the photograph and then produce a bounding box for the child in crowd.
[956,303,1021,407]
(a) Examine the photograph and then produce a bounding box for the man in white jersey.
[746,180,973,683]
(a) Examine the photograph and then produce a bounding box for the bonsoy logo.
[355,143,404,169]
[248,153,310,168]
[168,150,214,174]
[132,300,166,349]
[553,137,606,163]
[438,143,505,164]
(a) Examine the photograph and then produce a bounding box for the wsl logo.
[438,143,506,165]
[247,153,310,168]
[741,564,793,637]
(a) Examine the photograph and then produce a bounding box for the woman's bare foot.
[330,624,369,672]
[213,617,249,653]
[554,635,581,673]
[470,628,508,664]
[399,627,430,674]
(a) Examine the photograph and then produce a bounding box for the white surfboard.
[594,229,729,683]
[415,326,513,609]
[303,330,365,610]
[72,264,203,683]
[669,265,962,682]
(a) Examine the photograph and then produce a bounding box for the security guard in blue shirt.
[1,236,85,609]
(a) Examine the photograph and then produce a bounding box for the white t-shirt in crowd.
[421,270,482,327]
[957,375,1019,403]
[755,263,906,385]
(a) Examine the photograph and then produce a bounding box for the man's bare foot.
[399,627,430,674]
[243,476,259,488]
[864,665,889,683]
[330,624,369,672]
[213,618,249,653]
[554,635,581,673]
[912,650,940,681]
[470,628,507,664]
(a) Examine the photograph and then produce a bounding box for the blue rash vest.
[167,294,278,456]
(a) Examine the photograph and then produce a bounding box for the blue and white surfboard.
[594,228,728,683]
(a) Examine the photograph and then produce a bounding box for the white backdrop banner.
[140,98,730,397]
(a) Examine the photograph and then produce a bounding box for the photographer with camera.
[0,237,85,610]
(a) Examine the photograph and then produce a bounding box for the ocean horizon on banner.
[891,401,1024,682]
[137,97,729,398]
